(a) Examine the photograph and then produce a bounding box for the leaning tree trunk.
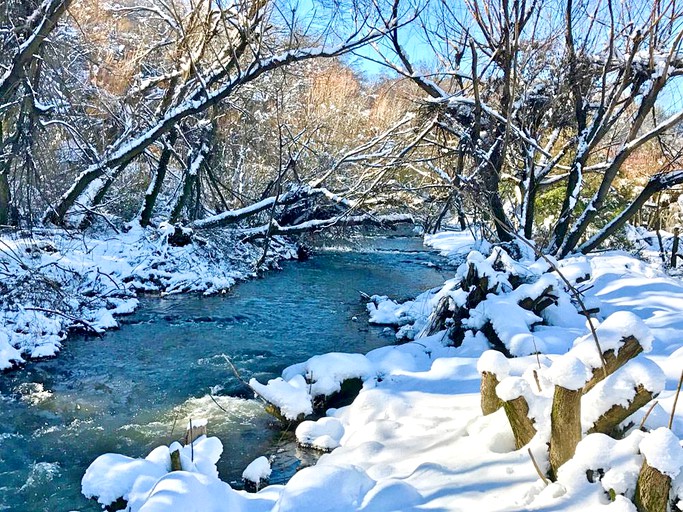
[139,130,179,227]
[502,395,536,449]
[0,167,11,226]
[169,142,210,224]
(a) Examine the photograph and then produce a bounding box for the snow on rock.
[242,456,272,483]
[548,355,591,390]
[639,427,683,477]
[477,350,511,379]
[251,352,376,421]
[366,296,407,326]
[358,479,423,511]
[296,417,345,451]
[249,374,312,421]
[129,471,253,512]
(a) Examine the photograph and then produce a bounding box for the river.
[0,235,450,511]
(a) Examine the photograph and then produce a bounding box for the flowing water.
[0,235,450,511]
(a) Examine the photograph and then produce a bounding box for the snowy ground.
[81,230,683,512]
[0,225,296,370]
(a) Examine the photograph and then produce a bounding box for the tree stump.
[170,449,182,471]
[634,460,671,512]
[549,385,582,480]
[480,371,503,415]
[502,396,536,449]
[183,422,207,445]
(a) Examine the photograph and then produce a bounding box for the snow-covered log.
[587,384,657,435]
[582,335,644,394]
[242,214,414,240]
[190,187,326,230]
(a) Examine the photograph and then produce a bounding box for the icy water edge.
[0,236,450,511]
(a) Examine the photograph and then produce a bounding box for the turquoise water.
[0,236,450,511]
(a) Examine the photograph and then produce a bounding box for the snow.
[296,417,345,451]
[76,238,683,511]
[548,355,590,390]
[639,427,683,477]
[477,349,511,379]
[242,457,272,483]
[248,374,313,420]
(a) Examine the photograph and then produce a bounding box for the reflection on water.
[0,235,450,511]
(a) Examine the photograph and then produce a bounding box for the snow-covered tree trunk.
[549,385,582,480]
[635,461,671,512]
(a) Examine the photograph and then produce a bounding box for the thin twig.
[222,354,267,404]
[190,418,194,462]
[639,401,658,430]
[528,448,549,485]
[209,393,230,413]
[668,369,683,429]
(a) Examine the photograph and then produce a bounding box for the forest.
[2,0,683,511]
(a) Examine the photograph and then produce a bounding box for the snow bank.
[0,226,297,370]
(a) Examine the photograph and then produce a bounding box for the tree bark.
[549,386,582,480]
[481,371,503,416]
[634,459,671,512]
[587,384,655,435]
[502,396,536,449]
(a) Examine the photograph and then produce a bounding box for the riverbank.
[0,224,298,370]
[82,230,683,511]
